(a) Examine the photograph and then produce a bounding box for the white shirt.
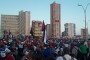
[73,58,77,60]
[64,44,69,47]
[19,44,23,48]
[64,54,71,60]
[56,56,63,60]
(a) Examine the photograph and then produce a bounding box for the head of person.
[24,51,29,56]
[0,51,6,58]
[57,51,61,56]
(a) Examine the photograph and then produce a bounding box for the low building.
[32,20,43,37]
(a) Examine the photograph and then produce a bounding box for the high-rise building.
[46,24,51,39]
[32,20,43,37]
[19,11,30,35]
[50,2,61,38]
[81,29,88,39]
[1,11,30,36]
[64,23,76,38]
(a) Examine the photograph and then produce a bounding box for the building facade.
[46,24,51,39]
[1,15,19,36]
[50,2,61,38]
[81,29,88,39]
[19,11,30,35]
[1,11,30,36]
[32,20,43,37]
[64,23,76,38]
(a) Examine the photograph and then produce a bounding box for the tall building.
[50,2,61,38]
[1,11,30,36]
[19,11,30,35]
[64,23,76,38]
[46,24,51,39]
[81,29,88,39]
[1,15,19,36]
[32,20,43,37]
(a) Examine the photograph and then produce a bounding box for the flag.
[44,29,47,44]
[42,20,45,31]
[30,27,34,38]
[42,20,45,42]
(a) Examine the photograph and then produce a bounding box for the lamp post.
[78,3,90,40]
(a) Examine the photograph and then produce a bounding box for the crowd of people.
[0,36,90,60]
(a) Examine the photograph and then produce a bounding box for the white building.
[64,23,76,38]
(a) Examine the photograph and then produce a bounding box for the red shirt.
[6,54,15,60]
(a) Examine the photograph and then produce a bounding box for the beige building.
[46,24,51,39]
[1,15,19,36]
[32,20,43,37]
[50,2,61,38]
[19,11,30,35]
[1,11,30,36]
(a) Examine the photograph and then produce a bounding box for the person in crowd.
[0,50,6,60]
[17,42,24,60]
[63,47,77,60]
[27,51,34,60]
[79,41,88,60]
[22,51,29,60]
[87,52,90,60]
[63,47,72,60]
[71,45,78,58]
[56,51,63,60]
[5,48,15,60]
[34,47,44,60]
[43,45,55,60]
[0,43,6,60]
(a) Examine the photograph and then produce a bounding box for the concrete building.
[32,20,43,37]
[1,11,30,36]
[19,11,30,35]
[64,23,76,38]
[50,2,61,38]
[81,29,88,39]
[46,24,51,39]
[1,15,19,36]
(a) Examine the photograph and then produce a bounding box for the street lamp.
[78,3,90,40]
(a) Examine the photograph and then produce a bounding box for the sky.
[0,0,90,35]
